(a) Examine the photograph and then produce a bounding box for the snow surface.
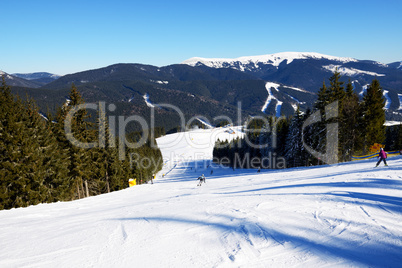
[383,90,391,110]
[384,121,402,126]
[359,84,369,97]
[11,72,61,80]
[285,85,310,93]
[0,71,14,80]
[261,82,282,117]
[398,94,402,110]
[38,112,49,121]
[322,65,386,77]
[1,127,402,267]
[182,52,358,69]
[196,117,215,129]
[150,80,169,85]
[143,93,155,108]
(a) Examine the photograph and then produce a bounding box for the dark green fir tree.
[361,79,386,152]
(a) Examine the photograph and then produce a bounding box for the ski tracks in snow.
[212,209,276,267]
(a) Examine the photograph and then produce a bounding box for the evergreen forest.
[213,71,402,169]
[0,77,162,210]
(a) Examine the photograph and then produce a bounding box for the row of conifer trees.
[0,78,162,210]
[213,70,402,169]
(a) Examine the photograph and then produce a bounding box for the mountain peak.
[182,52,358,69]
[12,72,61,80]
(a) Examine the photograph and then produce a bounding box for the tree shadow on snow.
[112,213,402,267]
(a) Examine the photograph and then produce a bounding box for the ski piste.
[1,127,402,267]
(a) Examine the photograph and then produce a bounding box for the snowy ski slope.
[1,127,402,267]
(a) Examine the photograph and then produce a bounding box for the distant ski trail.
[262,82,282,117]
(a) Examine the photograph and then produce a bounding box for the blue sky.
[1,0,401,75]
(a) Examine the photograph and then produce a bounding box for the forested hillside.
[214,71,402,169]
[0,78,162,210]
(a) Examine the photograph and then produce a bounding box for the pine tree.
[340,80,361,161]
[52,84,95,199]
[0,77,28,208]
[0,77,69,209]
[396,124,402,150]
[361,79,386,152]
[274,117,290,160]
[311,70,346,164]
[315,80,327,111]
[311,81,330,164]
[22,99,69,203]
[328,69,345,105]
[258,119,272,162]
[285,107,306,167]
[90,105,133,194]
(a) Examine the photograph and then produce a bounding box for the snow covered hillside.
[182,52,357,70]
[1,128,402,267]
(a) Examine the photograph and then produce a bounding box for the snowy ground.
[1,127,402,267]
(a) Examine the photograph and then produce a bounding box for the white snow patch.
[261,82,285,117]
[38,112,48,121]
[195,118,215,129]
[286,94,300,103]
[351,80,358,91]
[62,98,71,108]
[151,80,169,85]
[323,65,386,77]
[290,103,298,111]
[359,84,369,96]
[275,100,283,117]
[384,121,402,126]
[143,93,155,108]
[398,94,402,110]
[0,71,14,80]
[280,85,312,112]
[383,90,391,110]
[261,82,280,113]
[286,85,311,94]
[285,93,303,112]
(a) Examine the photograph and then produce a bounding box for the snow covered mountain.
[5,52,402,126]
[181,52,395,83]
[1,127,402,267]
[0,71,45,88]
[389,61,402,70]
[182,52,358,71]
[12,72,60,80]
[182,52,402,119]
[12,72,60,86]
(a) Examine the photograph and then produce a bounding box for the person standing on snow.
[197,174,206,186]
[375,148,388,167]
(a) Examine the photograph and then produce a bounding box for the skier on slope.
[375,148,388,167]
[197,174,206,186]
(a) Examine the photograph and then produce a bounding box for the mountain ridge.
[6,52,402,129]
[182,52,360,69]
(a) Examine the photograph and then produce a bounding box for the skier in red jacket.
[375,148,388,167]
